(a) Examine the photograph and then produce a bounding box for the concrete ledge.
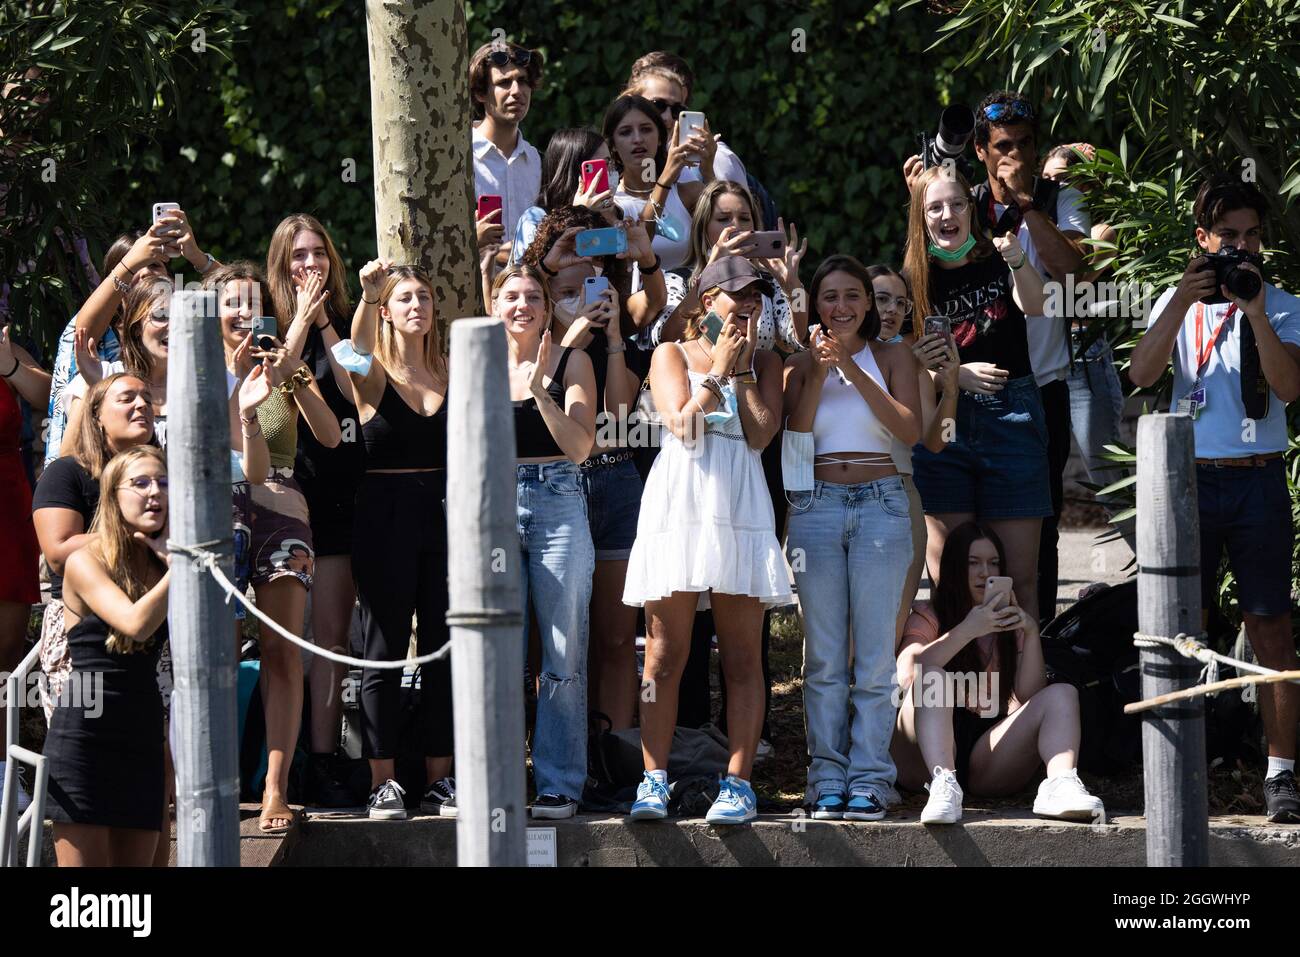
[281,808,1300,867]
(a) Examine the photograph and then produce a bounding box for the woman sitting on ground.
[891,520,1105,825]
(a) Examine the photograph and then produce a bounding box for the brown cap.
[696,256,773,297]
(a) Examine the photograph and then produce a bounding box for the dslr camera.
[917,105,975,182]
[1199,245,1264,304]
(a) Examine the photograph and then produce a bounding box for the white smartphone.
[983,575,1014,607]
[678,110,706,165]
[152,202,180,223]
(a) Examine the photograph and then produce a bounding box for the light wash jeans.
[1066,338,1134,547]
[787,476,911,801]
[517,461,594,800]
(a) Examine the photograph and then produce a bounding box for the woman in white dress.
[623,257,788,825]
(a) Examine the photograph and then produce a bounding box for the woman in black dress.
[45,445,171,866]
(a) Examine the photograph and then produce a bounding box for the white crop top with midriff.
[812,342,895,465]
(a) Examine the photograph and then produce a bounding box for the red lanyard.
[1193,302,1236,377]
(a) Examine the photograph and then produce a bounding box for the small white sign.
[527,827,557,867]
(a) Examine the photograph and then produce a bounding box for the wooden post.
[365,0,483,320]
[446,318,526,867]
[167,289,241,866]
[1136,413,1209,866]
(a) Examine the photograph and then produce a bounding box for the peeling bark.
[366,0,484,325]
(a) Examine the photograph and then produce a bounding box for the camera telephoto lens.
[1225,264,1262,301]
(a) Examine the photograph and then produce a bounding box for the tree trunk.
[365,0,483,323]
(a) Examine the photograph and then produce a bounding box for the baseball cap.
[696,257,773,297]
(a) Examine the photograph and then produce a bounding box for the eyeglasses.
[120,476,169,494]
[924,199,970,219]
[873,293,913,315]
[489,48,531,68]
[146,312,170,327]
[983,101,1034,122]
[650,98,684,120]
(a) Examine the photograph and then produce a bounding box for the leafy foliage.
[6,0,998,357]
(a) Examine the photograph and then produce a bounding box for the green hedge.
[69,0,996,350]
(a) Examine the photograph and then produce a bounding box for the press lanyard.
[1193,302,1236,379]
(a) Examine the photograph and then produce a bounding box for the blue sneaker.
[844,791,887,821]
[629,772,670,821]
[705,775,757,825]
[811,792,846,820]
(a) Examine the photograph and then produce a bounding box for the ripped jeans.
[517,462,594,800]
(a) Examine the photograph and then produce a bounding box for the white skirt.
[623,429,792,608]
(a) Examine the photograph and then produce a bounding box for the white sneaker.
[1033,769,1105,821]
[920,767,963,824]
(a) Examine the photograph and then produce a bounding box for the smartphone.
[583,275,611,306]
[678,111,706,167]
[476,194,503,224]
[700,310,724,345]
[747,231,786,259]
[574,226,627,258]
[923,315,951,340]
[580,159,609,195]
[251,316,278,353]
[983,576,1014,608]
[152,202,180,223]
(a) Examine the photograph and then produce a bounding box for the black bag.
[1040,580,1141,775]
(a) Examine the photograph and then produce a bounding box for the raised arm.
[75,224,173,342]
[65,547,170,644]
[527,333,596,464]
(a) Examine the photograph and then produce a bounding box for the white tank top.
[812,342,894,459]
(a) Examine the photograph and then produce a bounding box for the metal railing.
[1,639,49,866]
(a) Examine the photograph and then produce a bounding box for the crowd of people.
[6,39,1300,865]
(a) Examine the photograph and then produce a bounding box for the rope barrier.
[1125,630,1300,715]
[168,539,453,670]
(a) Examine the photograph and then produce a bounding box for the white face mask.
[553,295,582,321]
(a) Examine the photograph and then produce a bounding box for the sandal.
[258,796,297,834]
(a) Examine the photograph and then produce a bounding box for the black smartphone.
[251,316,277,359]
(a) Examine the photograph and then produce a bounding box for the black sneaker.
[367,779,408,820]
[305,754,359,808]
[530,793,577,820]
[421,777,458,818]
[1264,770,1300,823]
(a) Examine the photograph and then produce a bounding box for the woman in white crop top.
[781,254,922,820]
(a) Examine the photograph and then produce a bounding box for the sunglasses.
[983,101,1034,122]
[650,98,684,120]
[489,48,531,68]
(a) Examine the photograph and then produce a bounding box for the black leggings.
[353,471,453,760]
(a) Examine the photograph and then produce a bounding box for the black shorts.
[953,707,1003,791]
[1197,460,1294,618]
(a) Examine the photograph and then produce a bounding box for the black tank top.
[514,346,573,459]
[362,380,448,470]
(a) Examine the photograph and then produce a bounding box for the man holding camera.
[906,92,1089,623]
[1130,174,1300,822]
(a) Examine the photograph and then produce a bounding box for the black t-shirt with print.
[31,455,99,600]
[928,253,1032,379]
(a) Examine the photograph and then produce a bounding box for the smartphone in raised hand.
[583,275,611,307]
[152,202,180,224]
[747,231,786,259]
[983,575,1013,608]
[580,159,609,195]
[476,194,503,224]
[700,309,725,345]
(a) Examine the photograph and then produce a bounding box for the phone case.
[583,276,611,305]
[581,160,609,195]
[152,203,179,223]
[476,195,503,221]
[747,231,786,259]
[678,112,706,144]
[700,310,724,343]
[574,227,627,258]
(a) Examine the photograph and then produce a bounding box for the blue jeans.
[517,461,594,800]
[786,477,911,800]
[1067,338,1126,502]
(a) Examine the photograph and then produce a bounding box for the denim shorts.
[1197,460,1294,617]
[911,374,1053,519]
[580,454,643,561]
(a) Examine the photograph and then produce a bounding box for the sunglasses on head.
[650,98,684,119]
[489,48,531,68]
[983,101,1034,122]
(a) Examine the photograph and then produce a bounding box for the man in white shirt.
[1130,174,1300,823]
[469,40,543,267]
